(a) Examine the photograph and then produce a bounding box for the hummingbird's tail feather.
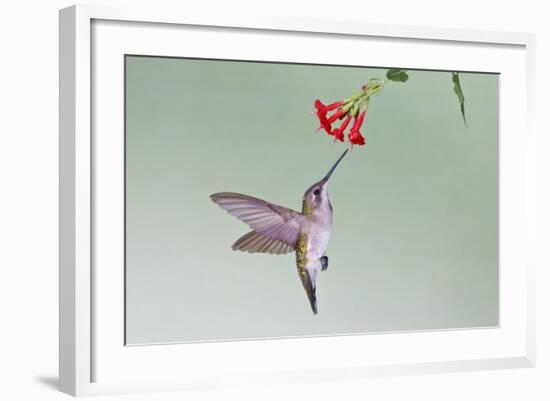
[307,285,318,315]
[300,268,318,315]
[232,231,294,255]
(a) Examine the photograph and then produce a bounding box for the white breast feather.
[307,229,331,262]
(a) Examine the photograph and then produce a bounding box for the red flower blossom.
[348,129,366,146]
[312,79,385,147]
[327,108,346,124]
[348,111,366,146]
[316,114,332,134]
[314,100,344,112]
[331,115,352,143]
[313,88,373,147]
[314,100,345,134]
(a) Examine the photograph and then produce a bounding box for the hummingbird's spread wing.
[210,192,304,248]
[231,230,295,255]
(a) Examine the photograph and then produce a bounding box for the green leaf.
[452,72,467,127]
[386,69,409,83]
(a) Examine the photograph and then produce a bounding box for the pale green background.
[125,55,499,345]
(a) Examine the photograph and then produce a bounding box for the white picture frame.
[59,4,536,397]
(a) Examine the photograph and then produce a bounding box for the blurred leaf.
[386,69,409,82]
[452,72,467,127]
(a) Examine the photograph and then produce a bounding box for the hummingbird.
[210,149,349,315]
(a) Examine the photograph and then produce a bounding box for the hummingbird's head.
[302,149,349,211]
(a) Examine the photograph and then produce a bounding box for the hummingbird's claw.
[320,256,329,271]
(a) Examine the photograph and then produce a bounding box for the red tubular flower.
[316,113,332,134]
[331,115,352,143]
[314,99,345,135]
[315,99,344,112]
[314,99,325,110]
[348,129,366,146]
[327,108,346,124]
[314,91,368,146]
[314,108,331,134]
[348,111,367,146]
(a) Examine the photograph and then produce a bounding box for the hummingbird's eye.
[313,189,320,196]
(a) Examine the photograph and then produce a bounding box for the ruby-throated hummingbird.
[210,149,349,314]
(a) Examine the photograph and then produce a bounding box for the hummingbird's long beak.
[321,148,349,183]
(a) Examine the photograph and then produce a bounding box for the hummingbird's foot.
[320,256,329,271]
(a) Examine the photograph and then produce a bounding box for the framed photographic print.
[59,4,536,396]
